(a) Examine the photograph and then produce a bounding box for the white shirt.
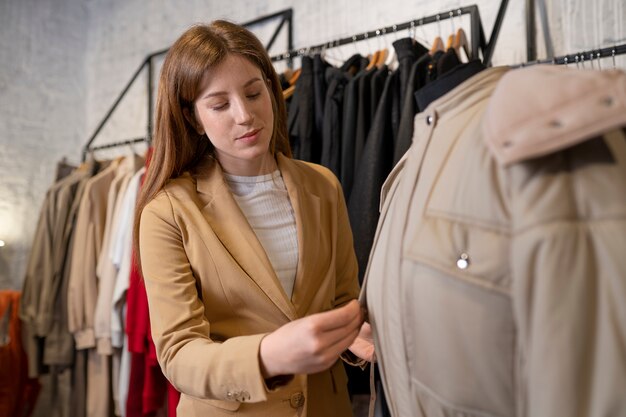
[224,170,299,299]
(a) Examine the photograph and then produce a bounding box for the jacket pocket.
[399,216,515,416]
[405,216,510,293]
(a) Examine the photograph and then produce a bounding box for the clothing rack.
[81,9,294,162]
[271,1,510,68]
[517,43,626,67]
[88,137,147,153]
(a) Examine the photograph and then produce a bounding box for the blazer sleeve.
[332,175,360,308]
[139,192,273,403]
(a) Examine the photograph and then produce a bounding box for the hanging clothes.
[347,38,428,284]
[18,152,178,417]
[321,54,366,178]
[0,291,40,417]
[361,65,626,417]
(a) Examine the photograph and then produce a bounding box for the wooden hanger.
[282,68,293,81]
[446,33,455,50]
[429,36,444,55]
[453,28,470,61]
[288,68,301,86]
[282,66,301,100]
[366,50,380,70]
[376,48,389,67]
[283,84,295,100]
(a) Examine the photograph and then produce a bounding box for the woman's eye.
[247,92,261,99]
[211,103,228,111]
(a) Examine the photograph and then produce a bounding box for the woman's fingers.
[307,299,362,331]
[259,300,364,377]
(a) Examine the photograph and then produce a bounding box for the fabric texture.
[225,170,299,298]
[362,65,626,417]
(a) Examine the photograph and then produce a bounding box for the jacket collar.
[194,153,320,320]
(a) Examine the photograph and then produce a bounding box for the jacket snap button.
[456,253,470,269]
[426,115,433,125]
[290,392,305,408]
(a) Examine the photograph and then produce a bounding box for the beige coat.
[362,65,626,417]
[139,153,359,417]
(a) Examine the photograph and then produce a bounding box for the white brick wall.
[0,0,88,289]
[1,0,624,289]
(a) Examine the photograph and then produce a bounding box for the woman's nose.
[233,99,254,125]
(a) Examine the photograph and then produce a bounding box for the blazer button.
[290,392,305,408]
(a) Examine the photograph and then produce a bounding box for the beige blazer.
[139,153,359,417]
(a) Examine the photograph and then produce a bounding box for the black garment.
[340,70,366,198]
[436,48,462,78]
[370,65,389,120]
[390,38,429,151]
[347,71,397,284]
[347,39,426,285]
[393,53,432,164]
[415,59,485,111]
[321,67,350,177]
[312,54,330,162]
[354,67,377,180]
[320,54,365,178]
[278,72,291,90]
[287,56,316,162]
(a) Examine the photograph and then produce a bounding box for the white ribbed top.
[224,170,299,299]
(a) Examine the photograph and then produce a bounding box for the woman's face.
[193,54,275,176]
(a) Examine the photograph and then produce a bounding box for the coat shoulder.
[144,173,199,214]
[286,158,342,192]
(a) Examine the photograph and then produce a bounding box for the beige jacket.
[362,65,626,417]
[139,153,359,417]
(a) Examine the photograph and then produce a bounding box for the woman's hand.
[259,300,363,377]
[348,321,375,362]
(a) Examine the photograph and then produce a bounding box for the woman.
[133,20,371,416]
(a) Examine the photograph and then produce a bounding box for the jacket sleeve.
[139,192,272,403]
[332,175,360,309]
[511,216,626,417]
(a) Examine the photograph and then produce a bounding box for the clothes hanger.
[429,15,444,55]
[430,36,445,55]
[453,28,470,61]
[363,33,379,70]
[366,50,380,70]
[288,68,301,85]
[373,29,389,67]
[384,24,399,70]
[445,11,455,50]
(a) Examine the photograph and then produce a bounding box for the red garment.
[0,291,41,417]
[126,255,179,417]
[126,152,179,417]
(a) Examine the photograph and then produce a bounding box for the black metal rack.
[516,43,626,67]
[82,8,294,161]
[271,1,509,68]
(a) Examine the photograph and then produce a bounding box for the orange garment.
[0,290,40,417]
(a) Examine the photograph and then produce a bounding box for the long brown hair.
[133,20,291,266]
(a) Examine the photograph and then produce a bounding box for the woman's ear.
[183,107,204,135]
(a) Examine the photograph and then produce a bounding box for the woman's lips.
[237,128,261,143]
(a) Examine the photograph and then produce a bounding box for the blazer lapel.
[195,158,297,321]
[277,154,322,317]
